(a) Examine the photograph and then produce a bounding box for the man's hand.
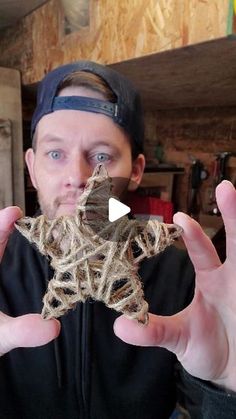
[0,207,22,259]
[114,180,236,392]
[0,207,60,356]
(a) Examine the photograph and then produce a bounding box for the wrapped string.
[15,164,182,325]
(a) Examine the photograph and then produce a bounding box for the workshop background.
[0,0,236,261]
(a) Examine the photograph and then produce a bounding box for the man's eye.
[95,153,110,163]
[49,151,61,160]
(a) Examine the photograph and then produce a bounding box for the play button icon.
[108,198,131,222]
[83,164,147,242]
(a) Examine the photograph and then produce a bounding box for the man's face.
[26,87,145,219]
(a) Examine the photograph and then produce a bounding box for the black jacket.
[0,230,235,419]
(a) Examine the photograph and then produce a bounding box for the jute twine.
[15,165,182,325]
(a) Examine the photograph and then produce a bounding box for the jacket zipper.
[80,300,92,419]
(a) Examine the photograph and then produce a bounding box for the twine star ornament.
[15,164,182,324]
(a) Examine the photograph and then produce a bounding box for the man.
[0,60,235,418]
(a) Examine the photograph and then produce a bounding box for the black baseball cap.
[31,60,144,154]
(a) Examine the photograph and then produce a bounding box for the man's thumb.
[0,313,61,356]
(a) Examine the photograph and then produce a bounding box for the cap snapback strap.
[52,96,118,119]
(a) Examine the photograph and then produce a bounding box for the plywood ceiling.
[0,0,49,29]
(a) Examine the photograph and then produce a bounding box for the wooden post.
[0,119,13,208]
[0,67,25,211]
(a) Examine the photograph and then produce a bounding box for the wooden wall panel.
[0,120,13,208]
[0,0,230,85]
[0,68,25,210]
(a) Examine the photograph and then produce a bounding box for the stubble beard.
[37,190,59,219]
[36,177,132,220]
[37,190,80,219]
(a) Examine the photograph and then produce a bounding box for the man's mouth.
[57,190,84,207]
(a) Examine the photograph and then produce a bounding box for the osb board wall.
[0,0,229,85]
[0,68,25,210]
[144,107,236,213]
[0,119,13,208]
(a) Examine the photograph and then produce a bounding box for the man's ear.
[128,154,145,191]
[25,148,37,190]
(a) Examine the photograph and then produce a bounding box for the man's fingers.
[0,208,60,356]
[215,181,236,263]
[0,313,61,356]
[173,212,221,272]
[0,207,23,260]
[114,313,186,356]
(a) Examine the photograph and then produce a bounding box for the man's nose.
[64,156,91,189]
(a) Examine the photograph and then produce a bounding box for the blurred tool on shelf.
[208,152,232,215]
[187,156,208,220]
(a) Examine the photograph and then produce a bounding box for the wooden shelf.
[140,170,185,202]
[110,36,236,110]
[23,36,236,112]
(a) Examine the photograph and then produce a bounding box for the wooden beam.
[0,67,25,210]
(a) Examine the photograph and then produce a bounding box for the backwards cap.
[31,60,144,154]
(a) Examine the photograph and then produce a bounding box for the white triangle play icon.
[108,198,131,222]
